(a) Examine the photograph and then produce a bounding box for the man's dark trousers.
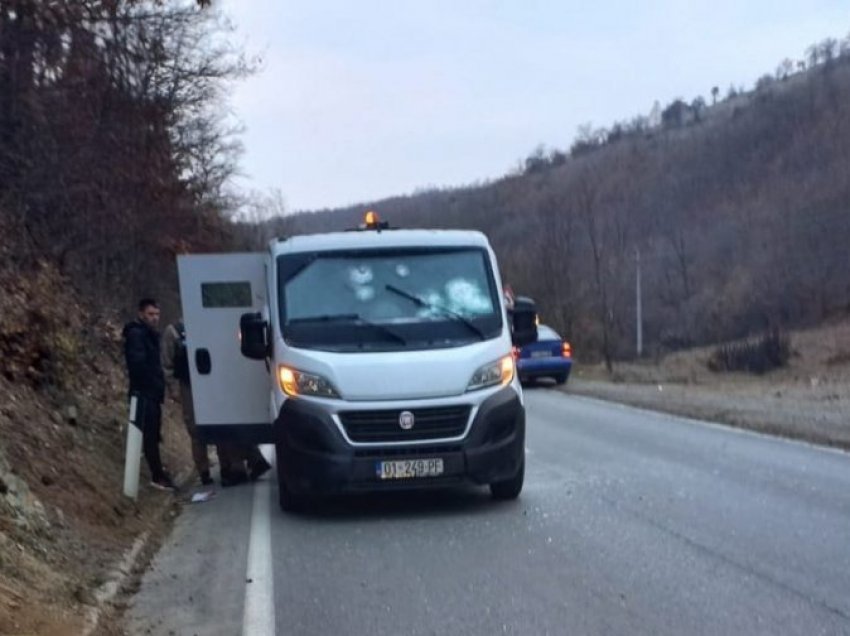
[135,394,165,481]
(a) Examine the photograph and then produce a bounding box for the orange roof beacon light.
[360,210,389,231]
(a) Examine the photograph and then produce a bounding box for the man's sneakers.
[150,474,177,492]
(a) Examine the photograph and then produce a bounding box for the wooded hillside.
[0,0,239,313]
[281,42,850,366]
[0,0,245,388]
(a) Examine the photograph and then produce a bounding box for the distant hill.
[259,52,850,366]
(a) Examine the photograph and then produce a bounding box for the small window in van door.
[201,282,252,308]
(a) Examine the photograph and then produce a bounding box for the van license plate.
[531,350,552,357]
[377,458,444,480]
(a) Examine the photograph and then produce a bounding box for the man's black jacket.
[122,320,165,403]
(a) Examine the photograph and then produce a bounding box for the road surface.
[127,388,850,635]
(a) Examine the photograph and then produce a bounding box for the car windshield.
[278,247,502,351]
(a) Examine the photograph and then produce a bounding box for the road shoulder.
[561,375,850,451]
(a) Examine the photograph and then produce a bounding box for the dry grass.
[567,318,850,450]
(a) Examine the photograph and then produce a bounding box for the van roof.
[270,228,492,255]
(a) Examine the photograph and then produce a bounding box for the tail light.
[561,341,572,358]
[511,346,520,360]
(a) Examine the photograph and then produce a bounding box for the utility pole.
[635,246,643,357]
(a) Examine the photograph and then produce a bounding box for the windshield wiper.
[384,284,486,340]
[288,313,407,345]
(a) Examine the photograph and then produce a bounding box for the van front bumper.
[274,386,524,496]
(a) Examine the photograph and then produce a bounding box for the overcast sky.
[217,1,849,212]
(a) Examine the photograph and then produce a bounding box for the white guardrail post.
[123,394,142,500]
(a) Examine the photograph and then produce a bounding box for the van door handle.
[196,348,212,375]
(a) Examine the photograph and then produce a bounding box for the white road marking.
[242,450,276,636]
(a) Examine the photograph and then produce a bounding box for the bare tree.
[818,38,839,65]
[0,0,250,306]
[776,58,794,80]
[841,34,850,57]
[806,44,821,68]
[231,189,291,250]
[573,163,615,371]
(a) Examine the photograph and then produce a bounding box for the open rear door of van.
[177,253,273,443]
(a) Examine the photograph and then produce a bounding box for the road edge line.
[242,476,275,635]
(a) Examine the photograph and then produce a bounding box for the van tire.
[554,373,568,385]
[490,457,524,500]
[278,479,304,513]
[276,444,304,513]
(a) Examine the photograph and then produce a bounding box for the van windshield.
[278,247,503,352]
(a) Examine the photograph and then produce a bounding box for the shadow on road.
[284,484,523,523]
[521,378,568,390]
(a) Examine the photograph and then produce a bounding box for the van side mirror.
[239,312,268,360]
[511,296,538,347]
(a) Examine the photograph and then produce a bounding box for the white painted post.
[636,247,643,357]
[123,395,142,500]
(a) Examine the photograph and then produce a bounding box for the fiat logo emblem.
[399,411,415,430]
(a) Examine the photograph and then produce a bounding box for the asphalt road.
[127,388,850,636]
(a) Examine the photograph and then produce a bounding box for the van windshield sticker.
[201,281,252,308]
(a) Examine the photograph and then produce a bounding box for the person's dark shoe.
[249,457,272,482]
[150,474,177,491]
[200,470,213,486]
[220,470,248,488]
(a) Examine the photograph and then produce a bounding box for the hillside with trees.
[0,2,248,631]
[280,34,850,369]
[1,0,238,311]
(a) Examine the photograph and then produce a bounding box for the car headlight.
[467,355,514,392]
[278,365,339,398]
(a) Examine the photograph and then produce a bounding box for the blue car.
[516,324,572,385]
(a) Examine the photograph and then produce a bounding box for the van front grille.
[339,406,471,443]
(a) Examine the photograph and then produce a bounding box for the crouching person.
[161,318,271,487]
[218,443,271,487]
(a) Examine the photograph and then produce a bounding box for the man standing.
[123,298,175,491]
[162,318,213,486]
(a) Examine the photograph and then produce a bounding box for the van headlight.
[278,365,339,398]
[467,355,514,392]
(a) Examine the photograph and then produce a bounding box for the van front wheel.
[489,458,524,500]
[276,443,305,513]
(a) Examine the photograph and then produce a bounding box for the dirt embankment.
[0,260,192,635]
[563,319,850,450]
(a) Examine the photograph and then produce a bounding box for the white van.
[177,212,536,510]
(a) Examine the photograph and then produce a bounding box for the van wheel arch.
[489,456,524,500]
